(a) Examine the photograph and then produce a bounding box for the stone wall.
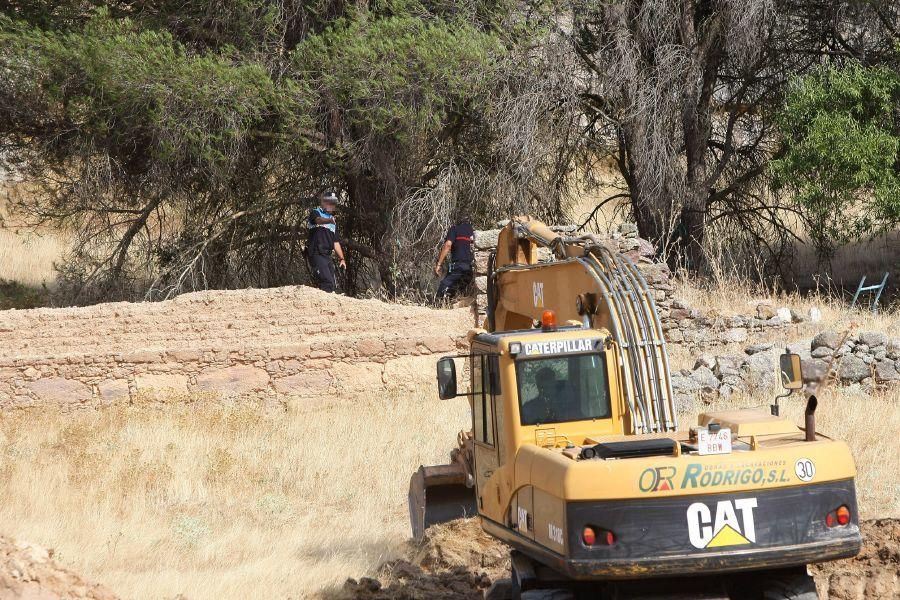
[0,287,471,409]
[672,330,900,406]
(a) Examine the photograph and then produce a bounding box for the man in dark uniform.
[434,219,475,300]
[307,190,346,293]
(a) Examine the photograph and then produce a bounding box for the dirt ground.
[0,535,118,600]
[342,518,900,600]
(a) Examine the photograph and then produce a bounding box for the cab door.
[471,348,501,518]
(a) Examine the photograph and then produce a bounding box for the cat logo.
[686,498,757,549]
[533,282,544,308]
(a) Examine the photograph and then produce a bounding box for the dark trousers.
[309,253,337,293]
[437,262,473,299]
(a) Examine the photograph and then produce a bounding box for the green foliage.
[773,62,900,261]
[296,16,501,138]
[1,11,306,192]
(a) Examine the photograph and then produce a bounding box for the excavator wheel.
[759,569,818,600]
[519,590,575,600]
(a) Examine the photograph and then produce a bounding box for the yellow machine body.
[409,217,860,585]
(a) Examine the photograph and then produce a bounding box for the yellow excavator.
[409,217,861,599]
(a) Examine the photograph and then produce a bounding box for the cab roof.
[471,326,609,350]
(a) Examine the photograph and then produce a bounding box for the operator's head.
[535,367,558,394]
[320,190,338,212]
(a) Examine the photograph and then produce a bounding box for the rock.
[874,348,887,361]
[801,358,829,382]
[693,354,716,370]
[745,343,773,355]
[98,379,130,403]
[196,366,269,395]
[715,354,746,376]
[25,378,93,405]
[807,307,823,323]
[756,304,776,320]
[670,308,692,321]
[133,373,189,396]
[837,356,870,383]
[786,343,811,361]
[619,238,640,252]
[690,366,720,391]
[745,352,775,374]
[672,299,690,310]
[671,374,700,393]
[888,339,900,360]
[811,346,833,359]
[776,307,793,322]
[474,229,500,250]
[874,360,900,382]
[618,222,638,237]
[789,309,806,323]
[636,238,656,257]
[723,328,748,343]
[859,352,875,365]
[474,276,488,293]
[859,331,888,348]
[856,343,870,354]
[811,331,842,351]
[860,377,875,394]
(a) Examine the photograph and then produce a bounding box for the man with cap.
[307,190,346,293]
[434,218,475,300]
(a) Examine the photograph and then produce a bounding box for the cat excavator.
[408,217,861,599]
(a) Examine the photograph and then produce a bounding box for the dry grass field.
[0,335,896,599]
[0,395,469,599]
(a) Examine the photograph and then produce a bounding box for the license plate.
[698,427,732,455]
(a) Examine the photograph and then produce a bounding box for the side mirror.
[436,357,458,399]
[779,352,803,391]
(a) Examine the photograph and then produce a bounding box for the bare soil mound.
[0,535,118,599]
[344,518,900,600]
[811,519,900,599]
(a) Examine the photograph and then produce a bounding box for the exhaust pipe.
[805,395,818,442]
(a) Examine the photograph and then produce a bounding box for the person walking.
[434,218,475,300]
[307,190,347,293]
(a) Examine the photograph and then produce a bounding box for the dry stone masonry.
[672,331,900,406]
[0,286,470,409]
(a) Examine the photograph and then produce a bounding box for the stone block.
[197,366,269,395]
[25,377,92,405]
[121,351,161,364]
[474,229,500,250]
[356,338,387,358]
[420,336,454,353]
[273,372,331,395]
[800,358,828,382]
[475,276,488,293]
[98,379,130,403]
[269,344,311,360]
[874,360,900,382]
[837,356,870,383]
[811,331,842,351]
[859,331,888,348]
[756,304,776,320]
[134,373,189,395]
[723,328,748,344]
[330,361,384,392]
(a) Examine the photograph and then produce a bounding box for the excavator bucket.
[408,463,477,541]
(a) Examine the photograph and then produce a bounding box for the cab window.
[516,353,610,426]
[472,354,498,446]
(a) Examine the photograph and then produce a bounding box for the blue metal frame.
[850,272,889,313]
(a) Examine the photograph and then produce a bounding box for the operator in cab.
[434,219,475,300]
[520,366,580,424]
[307,190,347,293]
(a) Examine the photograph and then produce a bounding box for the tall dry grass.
[0,394,469,599]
